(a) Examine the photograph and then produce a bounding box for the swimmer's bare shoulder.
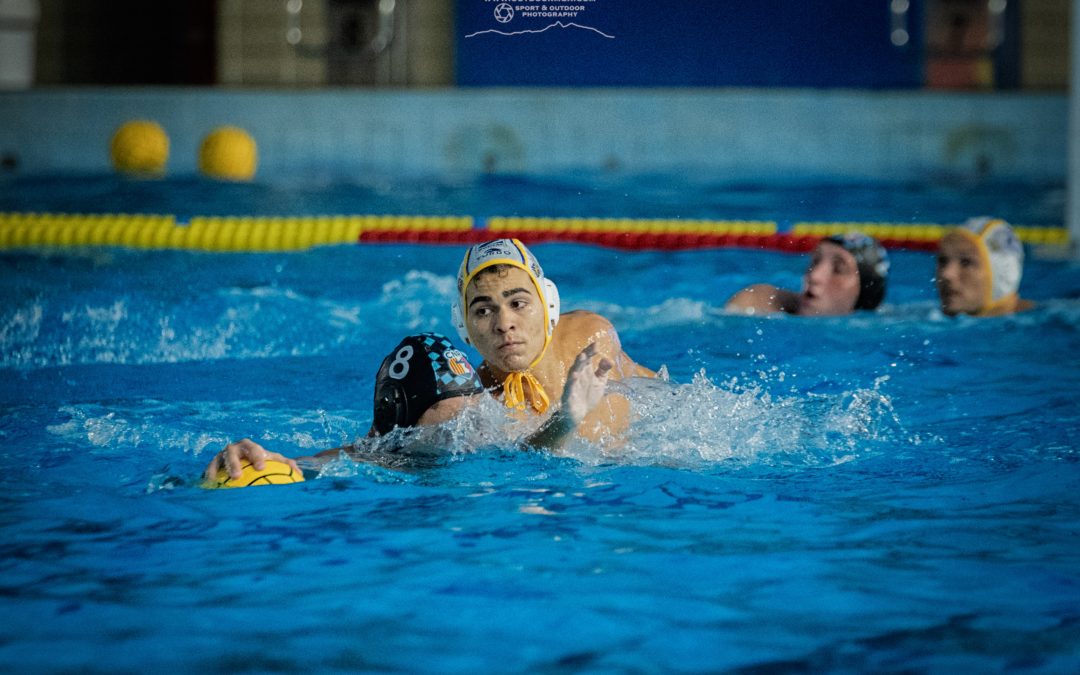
[550,310,655,379]
[725,284,799,315]
[541,310,652,442]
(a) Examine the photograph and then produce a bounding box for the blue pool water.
[0,171,1067,226]
[2,175,1080,672]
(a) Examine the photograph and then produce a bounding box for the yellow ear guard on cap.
[951,217,1024,315]
[450,239,561,414]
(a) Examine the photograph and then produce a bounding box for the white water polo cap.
[451,238,560,356]
[952,217,1024,311]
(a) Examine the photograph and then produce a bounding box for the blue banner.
[456,0,923,88]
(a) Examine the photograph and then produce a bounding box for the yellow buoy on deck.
[110,120,169,175]
[199,126,258,181]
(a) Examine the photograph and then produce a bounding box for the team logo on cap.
[445,348,472,376]
[472,240,525,267]
[477,240,511,255]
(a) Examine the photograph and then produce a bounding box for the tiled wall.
[1022,0,1071,89]
[0,88,1066,182]
[216,0,453,87]
[217,0,328,86]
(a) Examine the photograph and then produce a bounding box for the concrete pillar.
[0,0,39,89]
[1070,0,1080,252]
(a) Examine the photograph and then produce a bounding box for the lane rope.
[0,212,1068,251]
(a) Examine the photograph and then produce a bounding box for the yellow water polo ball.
[199,126,258,181]
[110,120,169,175]
[203,459,305,489]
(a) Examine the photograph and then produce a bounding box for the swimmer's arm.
[578,391,633,443]
[306,396,484,460]
[206,396,480,481]
[525,343,612,450]
[202,437,354,481]
[561,314,649,441]
[725,284,798,315]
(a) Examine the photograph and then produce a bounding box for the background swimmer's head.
[824,233,889,310]
[799,233,888,316]
[936,217,1024,316]
[451,239,560,366]
[372,333,484,435]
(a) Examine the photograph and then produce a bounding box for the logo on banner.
[467,0,614,39]
[493,3,514,23]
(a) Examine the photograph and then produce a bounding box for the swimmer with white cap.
[936,217,1033,317]
[452,238,655,443]
[726,232,890,316]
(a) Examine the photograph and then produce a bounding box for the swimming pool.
[2,174,1080,672]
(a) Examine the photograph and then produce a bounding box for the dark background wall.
[35,0,217,85]
[22,0,1057,89]
[456,0,928,88]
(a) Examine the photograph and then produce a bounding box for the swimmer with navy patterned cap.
[204,332,485,480]
[371,332,485,435]
[726,232,890,316]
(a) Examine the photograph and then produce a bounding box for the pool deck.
[0,88,1068,182]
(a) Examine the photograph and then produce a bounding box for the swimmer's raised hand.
[564,342,613,424]
[203,438,300,481]
[523,342,613,451]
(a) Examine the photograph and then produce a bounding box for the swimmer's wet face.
[936,232,987,316]
[798,241,861,316]
[465,265,548,374]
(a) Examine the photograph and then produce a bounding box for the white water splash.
[598,371,915,468]
[378,270,456,332]
[314,369,912,471]
[47,404,230,455]
[583,297,711,331]
[0,302,43,366]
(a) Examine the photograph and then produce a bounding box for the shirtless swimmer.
[451,238,655,443]
[726,232,890,316]
[204,326,617,481]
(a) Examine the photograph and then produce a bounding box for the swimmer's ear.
[451,299,471,345]
[543,278,560,334]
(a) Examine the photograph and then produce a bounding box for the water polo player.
[204,319,622,482]
[370,332,486,434]
[725,232,890,316]
[936,217,1033,317]
[204,332,485,482]
[452,238,654,443]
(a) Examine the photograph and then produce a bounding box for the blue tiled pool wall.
[0,89,1067,182]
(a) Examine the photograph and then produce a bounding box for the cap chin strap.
[503,327,554,413]
[502,370,551,414]
[976,293,1019,317]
